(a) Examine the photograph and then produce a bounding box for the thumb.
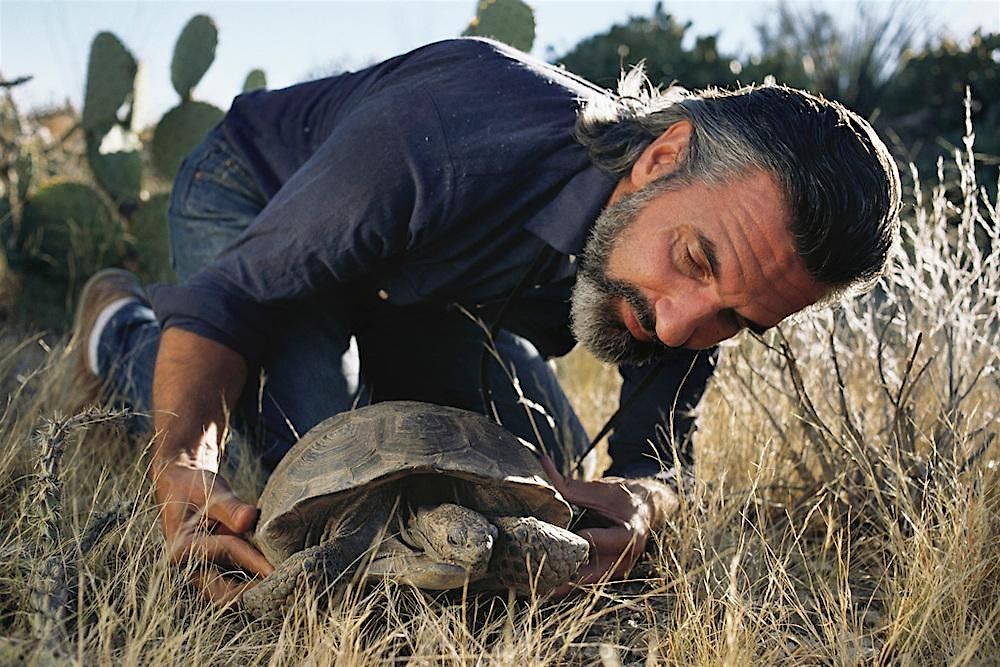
[208,494,259,534]
[540,455,565,487]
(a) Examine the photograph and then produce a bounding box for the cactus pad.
[15,272,73,329]
[171,15,218,100]
[19,182,123,279]
[463,0,536,53]
[87,142,142,209]
[151,101,224,180]
[129,193,173,282]
[242,69,267,93]
[82,32,137,135]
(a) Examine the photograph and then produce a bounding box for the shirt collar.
[524,164,619,256]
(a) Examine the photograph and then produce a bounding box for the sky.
[2,0,998,127]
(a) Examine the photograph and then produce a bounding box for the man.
[73,38,901,604]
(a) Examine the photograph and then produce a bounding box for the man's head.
[570,68,902,365]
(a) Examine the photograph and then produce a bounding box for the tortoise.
[242,401,590,616]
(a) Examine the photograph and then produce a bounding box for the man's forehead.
[692,173,824,327]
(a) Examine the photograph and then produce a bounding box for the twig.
[0,75,33,88]
[828,324,864,448]
[957,433,996,475]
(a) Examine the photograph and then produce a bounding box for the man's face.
[571,169,828,365]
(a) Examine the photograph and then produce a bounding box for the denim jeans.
[97,127,591,474]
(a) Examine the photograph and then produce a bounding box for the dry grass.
[1,123,998,664]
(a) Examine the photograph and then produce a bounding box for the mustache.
[579,263,657,334]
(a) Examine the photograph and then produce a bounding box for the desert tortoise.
[242,401,589,615]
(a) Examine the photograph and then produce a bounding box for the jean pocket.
[172,141,264,222]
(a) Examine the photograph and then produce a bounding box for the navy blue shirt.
[150,38,715,478]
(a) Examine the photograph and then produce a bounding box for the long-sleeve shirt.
[149,38,715,478]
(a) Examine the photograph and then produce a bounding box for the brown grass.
[0,121,997,664]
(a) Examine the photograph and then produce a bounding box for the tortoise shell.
[254,401,572,565]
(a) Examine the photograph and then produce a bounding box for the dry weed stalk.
[27,407,129,662]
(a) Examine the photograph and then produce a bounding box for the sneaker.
[69,268,148,403]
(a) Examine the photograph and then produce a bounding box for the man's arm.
[150,327,273,604]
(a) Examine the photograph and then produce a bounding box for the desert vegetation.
[1,1,997,664]
[0,109,995,664]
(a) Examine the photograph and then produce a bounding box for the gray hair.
[575,64,902,293]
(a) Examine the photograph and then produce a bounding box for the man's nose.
[653,294,718,349]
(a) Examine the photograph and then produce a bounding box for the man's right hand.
[151,327,270,605]
[153,457,274,604]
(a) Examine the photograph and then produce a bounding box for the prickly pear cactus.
[82,30,143,209]
[15,272,71,330]
[129,193,173,282]
[151,101,224,180]
[243,69,267,93]
[19,182,123,279]
[87,140,142,209]
[171,15,218,101]
[463,0,536,53]
[82,32,138,136]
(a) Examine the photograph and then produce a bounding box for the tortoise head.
[401,503,498,580]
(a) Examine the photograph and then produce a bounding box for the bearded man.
[72,38,901,603]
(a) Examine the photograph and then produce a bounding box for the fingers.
[170,532,274,578]
[152,463,272,608]
[205,493,260,534]
[540,456,640,523]
[191,564,260,607]
[540,455,596,501]
[580,526,645,573]
[549,526,646,598]
[561,481,639,523]
[539,455,563,486]
[168,505,273,609]
[547,556,634,598]
[165,468,259,535]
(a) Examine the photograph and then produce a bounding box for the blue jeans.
[98,127,590,474]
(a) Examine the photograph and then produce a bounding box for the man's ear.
[629,120,693,189]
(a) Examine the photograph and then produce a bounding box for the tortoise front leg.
[242,542,357,617]
[483,516,590,594]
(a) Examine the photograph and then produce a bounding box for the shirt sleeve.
[149,91,455,362]
[603,347,718,485]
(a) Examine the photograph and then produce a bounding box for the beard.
[570,178,680,366]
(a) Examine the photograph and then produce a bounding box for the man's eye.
[685,251,706,278]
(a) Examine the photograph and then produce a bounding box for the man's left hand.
[539,456,678,595]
